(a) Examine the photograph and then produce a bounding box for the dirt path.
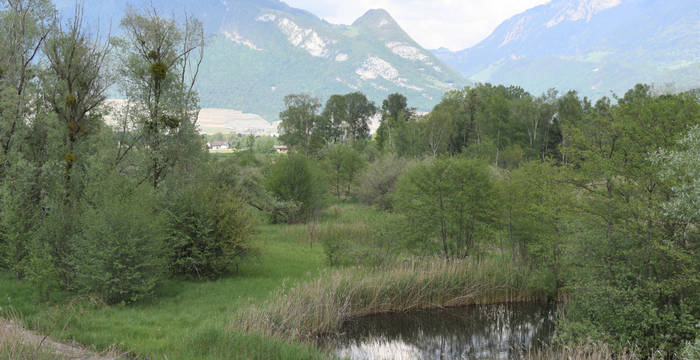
[1,318,123,360]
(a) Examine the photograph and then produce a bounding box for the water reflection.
[333,303,554,360]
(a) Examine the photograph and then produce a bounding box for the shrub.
[71,187,167,304]
[355,154,409,210]
[166,184,254,278]
[265,154,327,223]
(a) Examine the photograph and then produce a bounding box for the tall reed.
[230,256,542,341]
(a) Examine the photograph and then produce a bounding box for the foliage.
[321,144,364,200]
[165,183,254,279]
[559,85,700,356]
[318,204,404,267]
[506,160,574,297]
[652,125,700,226]
[265,154,327,223]
[112,6,205,190]
[70,184,167,304]
[278,94,325,156]
[321,92,377,145]
[1,215,330,360]
[394,157,499,258]
[355,153,410,210]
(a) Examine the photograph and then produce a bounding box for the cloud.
[284,0,550,50]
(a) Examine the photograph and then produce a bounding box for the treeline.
[274,85,699,357]
[0,2,256,303]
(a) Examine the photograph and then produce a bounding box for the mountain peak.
[352,8,399,29]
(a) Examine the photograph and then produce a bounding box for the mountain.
[432,0,700,98]
[54,0,466,121]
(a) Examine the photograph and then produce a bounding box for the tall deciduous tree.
[322,144,364,199]
[113,6,205,189]
[394,158,498,258]
[278,94,325,156]
[376,93,410,152]
[0,0,54,158]
[43,6,110,199]
[344,92,376,144]
[562,85,699,355]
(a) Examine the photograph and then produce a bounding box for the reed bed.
[230,256,541,341]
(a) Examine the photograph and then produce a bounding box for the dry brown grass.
[230,256,541,342]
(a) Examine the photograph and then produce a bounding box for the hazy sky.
[284,0,551,51]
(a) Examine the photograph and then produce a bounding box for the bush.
[70,187,167,304]
[166,184,254,278]
[265,154,327,223]
[356,154,410,210]
[562,280,699,357]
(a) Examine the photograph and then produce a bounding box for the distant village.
[205,134,288,154]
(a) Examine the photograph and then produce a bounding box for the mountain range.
[432,0,699,99]
[54,0,466,121]
[55,0,699,123]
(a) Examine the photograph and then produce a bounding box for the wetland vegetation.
[0,1,698,359]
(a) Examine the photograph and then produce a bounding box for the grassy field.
[1,216,334,359]
[0,203,655,359]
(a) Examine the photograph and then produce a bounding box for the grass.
[231,255,541,343]
[1,218,332,359]
[1,315,122,360]
[0,202,600,359]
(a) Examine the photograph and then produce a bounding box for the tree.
[322,144,364,200]
[653,125,700,229]
[394,158,498,258]
[278,94,325,156]
[43,6,110,200]
[344,92,376,144]
[321,94,347,143]
[356,154,410,210]
[265,154,327,223]
[0,0,54,157]
[425,107,453,157]
[376,93,410,152]
[561,85,700,355]
[113,6,205,189]
[508,160,573,296]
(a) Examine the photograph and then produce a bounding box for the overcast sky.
[284,0,551,51]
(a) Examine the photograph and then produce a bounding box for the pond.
[331,303,555,360]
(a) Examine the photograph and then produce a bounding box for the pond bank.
[231,256,546,343]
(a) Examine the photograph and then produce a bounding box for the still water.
[332,303,554,360]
